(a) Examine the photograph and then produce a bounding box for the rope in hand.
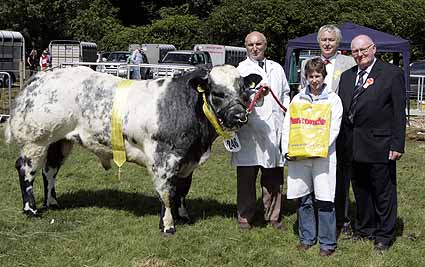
[246,86,287,114]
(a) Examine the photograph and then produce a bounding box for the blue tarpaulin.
[284,22,410,99]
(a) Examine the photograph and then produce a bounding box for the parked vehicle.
[409,60,425,100]
[151,50,212,78]
[0,30,25,87]
[49,40,97,68]
[193,44,246,66]
[97,51,149,78]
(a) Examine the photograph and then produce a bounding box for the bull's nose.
[234,112,248,124]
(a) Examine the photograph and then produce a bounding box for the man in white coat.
[232,31,290,230]
[300,25,356,236]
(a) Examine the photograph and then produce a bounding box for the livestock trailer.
[0,30,25,86]
[49,40,97,68]
[193,44,247,66]
[141,44,176,64]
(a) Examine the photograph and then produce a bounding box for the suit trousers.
[335,162,352,227]
[351,161,397,245]
[236,166,283,223]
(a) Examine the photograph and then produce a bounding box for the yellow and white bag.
[288,102,331,159]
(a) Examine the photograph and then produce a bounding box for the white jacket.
[281,86,342,201]
[232,58,290,167]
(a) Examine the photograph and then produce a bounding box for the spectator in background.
[131,47,143,80]
[27,49,38,76]
[44,47,52,67]
[40,50,49,71]
[233,31,290,231]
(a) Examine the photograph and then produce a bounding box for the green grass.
[1,128,424,267]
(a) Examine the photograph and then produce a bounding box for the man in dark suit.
[337,34,406,251]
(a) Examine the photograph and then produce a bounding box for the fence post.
[19,61,24,90]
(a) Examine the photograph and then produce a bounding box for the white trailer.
[0,30,25,86]
[141,44,176,64]
[49,40,97,68]
[193,44,247,66]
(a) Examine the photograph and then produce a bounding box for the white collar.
[357,58,376,75]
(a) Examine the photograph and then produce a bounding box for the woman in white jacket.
[281,58,342,256]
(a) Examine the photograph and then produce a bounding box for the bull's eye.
[211,91,225,98]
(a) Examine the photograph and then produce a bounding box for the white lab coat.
[231,58,290,168]
[281,86,342,201]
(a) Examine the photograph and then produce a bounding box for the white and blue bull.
[5,65,261,234]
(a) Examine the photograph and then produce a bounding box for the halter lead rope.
[246,86,287,114]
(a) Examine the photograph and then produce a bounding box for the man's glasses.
[352,44,374,56]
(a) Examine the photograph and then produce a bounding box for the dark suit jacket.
[337,59,406,163]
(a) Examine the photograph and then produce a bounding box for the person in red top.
[40,50,49,71]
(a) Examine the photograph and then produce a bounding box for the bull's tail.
[4,120,12,144]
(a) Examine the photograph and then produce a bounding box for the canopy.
[284,22,410,101]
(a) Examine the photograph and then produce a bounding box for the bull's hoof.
[23,209,40,218]
[23,202,39,217]
[161,227,176,236]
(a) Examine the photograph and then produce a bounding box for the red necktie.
[323,59,330,65]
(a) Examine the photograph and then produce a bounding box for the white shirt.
[355,58,377,85]
[232,58,290,167]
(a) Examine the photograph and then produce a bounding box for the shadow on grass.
[56,189,238,223]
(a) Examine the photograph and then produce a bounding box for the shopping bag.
[288,102,331,159]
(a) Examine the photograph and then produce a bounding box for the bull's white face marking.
[209,65,241,94]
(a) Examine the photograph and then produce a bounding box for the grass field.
[0,126,424,267]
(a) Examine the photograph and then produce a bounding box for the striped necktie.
[348,70,366,124]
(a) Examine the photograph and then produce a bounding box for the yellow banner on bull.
[288,102,331,159]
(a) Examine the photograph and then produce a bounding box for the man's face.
[319,30,338,58]
[245,33,266,61]
[351,36,376,70]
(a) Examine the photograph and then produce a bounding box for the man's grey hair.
[317,24,342,45]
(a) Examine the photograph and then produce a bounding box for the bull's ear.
[188,65,209,91]
[243,73,263,89]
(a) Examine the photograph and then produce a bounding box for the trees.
[1,0,425,61]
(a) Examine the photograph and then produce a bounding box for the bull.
[5,65,261,234]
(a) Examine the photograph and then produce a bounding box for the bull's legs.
[173,173,193,224]
[15,145,48,217]
[158,173,193,234]
[42,140,73,209]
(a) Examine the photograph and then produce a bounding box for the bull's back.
[9,67,118,144]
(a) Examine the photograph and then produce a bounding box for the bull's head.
[189,65,262,131]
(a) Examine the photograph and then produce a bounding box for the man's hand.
[389,150,403,161]
[259,83,270,96]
